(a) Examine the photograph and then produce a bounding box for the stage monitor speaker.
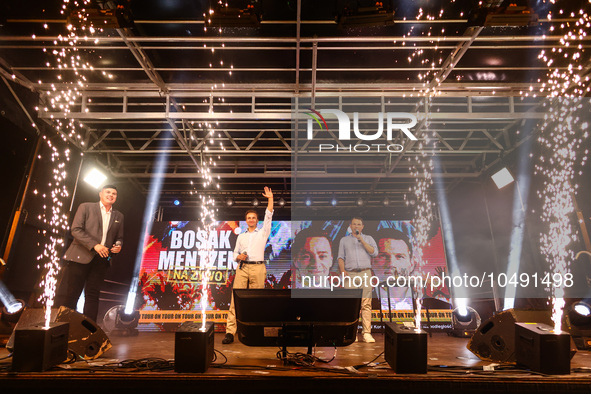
[55,307,112,359]
[515,322,571,375]
[12,322,69,372]
[175,321,214,373]
[7,306,111,360]
[467,309,552,363]
[384,322,427,374]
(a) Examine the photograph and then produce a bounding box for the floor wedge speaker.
[467,309,552,363]
[55,306,112,359]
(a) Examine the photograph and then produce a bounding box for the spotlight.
[383,197,390,206]
[573,302,591,318]
[356,197,364,206]
[450,306,481,338]
[565,300,591,350]
[173,199,181,206]
[103,305,139,336]
[491,167,514,189]
[83,168,107,189]
[331,195,338,206]
[305,197,312,207]
[278,197,286,207]
[1,299,25,325]
[225,197,234,207]
[252,197,260,207]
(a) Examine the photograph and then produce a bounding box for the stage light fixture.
[83,168,107,189]
[450,306,481,338]
[573,302,591,317]
[383,196,390,206]
[209,3,261,27]
[305,197,312,207]
[252,197,260,207]
[331,195,338,206]
[103,305,139,336]
[491,167,514,189]
[356,197,364,207]
[173,199,181,206]
[337,2,395,28]
[565,300,591,350]
[226,197,234,207]
[66,2,134,29]
[278,197,286,207]
[1,298,25,325]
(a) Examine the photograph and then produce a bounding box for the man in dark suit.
[58,184,124,322]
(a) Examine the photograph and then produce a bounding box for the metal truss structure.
[1,0,587,209]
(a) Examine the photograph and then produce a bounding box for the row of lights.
[171,196,413,208]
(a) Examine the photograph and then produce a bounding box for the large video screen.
[137,220,450,331]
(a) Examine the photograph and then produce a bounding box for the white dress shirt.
[99,201,111,246]
[233,208,274,261]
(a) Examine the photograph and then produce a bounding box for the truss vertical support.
[311,40,318,109]
[295,0,301,94]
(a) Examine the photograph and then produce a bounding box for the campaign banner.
[136,220,450,331]
[136,309,453,325]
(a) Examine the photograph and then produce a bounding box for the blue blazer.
[63,202,124,264]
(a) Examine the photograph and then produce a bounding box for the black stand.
[278,323,315,365]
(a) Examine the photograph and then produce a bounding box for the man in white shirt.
[338,217,378,343]
[222,186,274,344]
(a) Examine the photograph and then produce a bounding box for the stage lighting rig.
[209,2,261,28]
[337,1,394,28]
[66,0,134,29]
[469,1,539,27]
[450,306,481,338]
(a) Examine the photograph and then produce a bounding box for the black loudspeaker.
[54,307,112,359]
[384,322,427,374]
[12,322,69,372]
[175,321,215,373]
[7,306,111,360]
[515,323,571,375]
[467,309,553,363]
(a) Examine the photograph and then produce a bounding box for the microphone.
[355,230,361,242]
[107,241,122,262]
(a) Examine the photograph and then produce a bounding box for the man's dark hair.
[244,209,258,220]
[101,184,118,191]
[374,228,412,258]
[291,227,333,257]
[351,216,364,224]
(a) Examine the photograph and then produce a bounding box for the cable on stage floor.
[212,348,228,365]
[275,345,337,366]
[352,351,385,370]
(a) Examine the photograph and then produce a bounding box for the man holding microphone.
[337,217,378,343]
[222,186,274,344]
[58,184,124,323]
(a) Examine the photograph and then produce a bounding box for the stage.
[1,330,590,393]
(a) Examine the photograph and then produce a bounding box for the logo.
[303,109,418,153]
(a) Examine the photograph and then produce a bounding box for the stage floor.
[1,330,591,393]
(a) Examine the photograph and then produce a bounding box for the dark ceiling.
[1,0,589,213]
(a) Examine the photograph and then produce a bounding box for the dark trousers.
[57,255,109,322]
